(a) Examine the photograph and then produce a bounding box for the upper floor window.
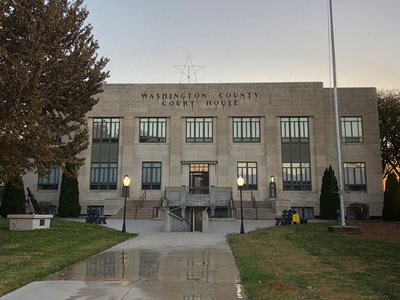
[341,117,363,143]
[38,167,60,190]
[186,117,213,143]
[139,118,166,143]
[93,118,120,142]
[233,117,260,143]
[344,162,367,191]
[281,117,309,143]
[237,162,258,190]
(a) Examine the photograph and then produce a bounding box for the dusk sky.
[85,0,399,90]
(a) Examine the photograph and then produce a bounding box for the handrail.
[251,190,256,208]
[159,190,167,207]
[229,191,236,219]
[169,206,182,213]
[153,190,168,219]
[251,190,258,219]
[168,210,191,225]
[134,190,147,219]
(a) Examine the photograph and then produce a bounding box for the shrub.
[58,166,81,217]
[0,176,26,218]
[382,173,400,221]
[319,166,340,219]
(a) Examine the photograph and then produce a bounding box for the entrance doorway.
[193,208,203,232]
[189,163,209,194]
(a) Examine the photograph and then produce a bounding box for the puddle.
[45,248,246,299]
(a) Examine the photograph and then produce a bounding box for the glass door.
[189,163,209,194]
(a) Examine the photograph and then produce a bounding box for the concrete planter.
[7,214,53,231]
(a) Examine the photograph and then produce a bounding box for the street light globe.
[123,175,131,187]
[237,176,245,187]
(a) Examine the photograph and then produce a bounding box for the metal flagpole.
[328,0,346,226]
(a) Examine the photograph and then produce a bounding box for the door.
[189,163,209,194]
[193,208,203,232]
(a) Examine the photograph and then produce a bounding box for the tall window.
[281,117,311,190]
[341,117,363,143]
[344,162,367,191]
[186,117,213,143]
[142,162,161,190]
[90,118,120,190]
[233,117,260,143]
[139,118,166,143]
[38,167,60,190]
[237,162,257,190]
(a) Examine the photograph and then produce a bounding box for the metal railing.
[229,191,237,219]
[251,190,258,219]
[251,190,256,208]
[159,190,167,207]
[168,207,191,227]
[134,190,147,219]
[188,186,209,194]
[153,190,167,219]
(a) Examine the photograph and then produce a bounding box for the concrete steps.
[232,201,276,220]
[109,199,276,220]
[110,200,160,219]
[233,200,273,209]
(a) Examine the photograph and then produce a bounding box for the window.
[38,167,60,190]
[142,162,161,190]
[237,162,257,190]
[281,117,311,190]
[341,117,363,143]
[344,162,367,191]
[186,117,213,143]
[139,118,166,143]
[90,118,120,190]
[233,117,260,143]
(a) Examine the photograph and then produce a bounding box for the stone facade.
[22,82,383,217]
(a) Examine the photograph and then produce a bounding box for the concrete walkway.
[1,219,275,300]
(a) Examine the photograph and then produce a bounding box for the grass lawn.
[0,218,135,296]
[228,222,400,300]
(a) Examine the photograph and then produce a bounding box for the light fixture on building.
[269,175,276,199]
[237,176,245,234]
[122,175,131,233]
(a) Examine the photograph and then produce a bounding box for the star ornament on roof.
[173,55,204,84]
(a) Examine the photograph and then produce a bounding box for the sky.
[85,0,400,90]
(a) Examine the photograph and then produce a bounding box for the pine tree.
[319,166,340,219]
[382,173,400,221]
[58,166,81,217]
[0,176,26,218]
[0,0,109,182]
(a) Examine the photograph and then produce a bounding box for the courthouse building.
[23,82,383,219]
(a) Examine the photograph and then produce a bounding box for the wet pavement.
[1,219,275,300]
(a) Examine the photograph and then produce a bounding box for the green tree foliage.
[319,166,340,219]
[0,0,109,182]
[378,90,400,179]
[58,166,81,217]
[382,173,400,221]
[0,177,26,218]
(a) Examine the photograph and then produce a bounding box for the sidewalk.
[1,219,275,300]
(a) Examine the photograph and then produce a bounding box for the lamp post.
[269,175,276,198]
[237,176,245,234]
[122,175,130,233]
